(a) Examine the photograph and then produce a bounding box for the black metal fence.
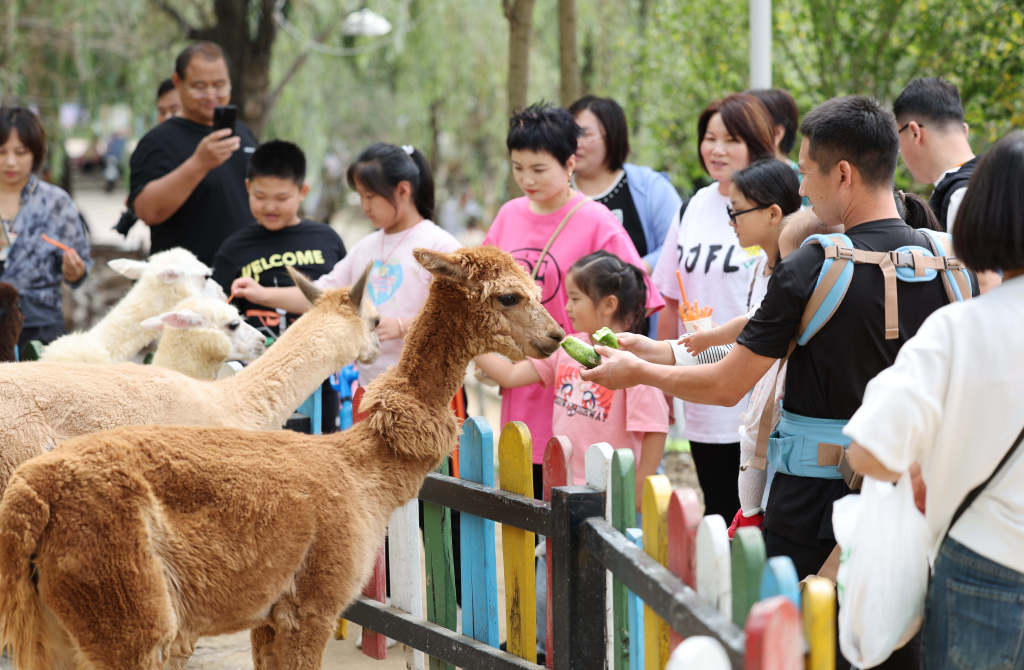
[342,473,745,669]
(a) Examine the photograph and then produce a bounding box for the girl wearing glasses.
[650,93,775,521]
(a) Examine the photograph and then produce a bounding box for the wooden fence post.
[585,443,614,666]
[550,486,606,670]
[625,528,644,670]
[457,417,499,647]
[801,576,837,670]
[641,475,671,670]
[666,487,702,651]
[760,556,800,609]
[543,436,572,668]
[664,636,731,670]
[422,458,456,670]
[730,527,766,628]
[498,421,537,662]
[359,548,389,659]
[743,596,802,670]
[610,450,636,670]
[390,497,427,670]
[696,515,731,619]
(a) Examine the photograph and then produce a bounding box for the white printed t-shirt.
[315,219,461,384]
[652,183,763,443]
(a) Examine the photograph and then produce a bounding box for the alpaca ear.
[286,265,323,306]
[108,258,148,279]
[349,262,372,309]
[143,310,207,331]
[414,248,467,282]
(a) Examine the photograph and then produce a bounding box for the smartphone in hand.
[212,105,237,134]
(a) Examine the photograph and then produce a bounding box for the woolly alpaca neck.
[88,279,173,359]
[390,281,475,408]
[219,305,359,427]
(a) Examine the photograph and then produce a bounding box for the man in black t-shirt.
[129,42,257,266]
[582,96,964,667]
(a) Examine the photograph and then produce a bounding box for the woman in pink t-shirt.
[483,105,664,486]
[477,251,668,506]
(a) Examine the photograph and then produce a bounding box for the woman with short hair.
[0,107,92,347]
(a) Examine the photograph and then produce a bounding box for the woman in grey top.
[0,107,91,346]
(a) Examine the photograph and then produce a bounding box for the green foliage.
[3,0,1022,209]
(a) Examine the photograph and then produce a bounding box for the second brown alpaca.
[0,246,565,670]
[0,282,23,362]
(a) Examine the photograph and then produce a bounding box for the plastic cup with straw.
[676,270,713,333]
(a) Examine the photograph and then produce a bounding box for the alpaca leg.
[272,615,334,670]
[165,632,197,670]
[252,624,276,669]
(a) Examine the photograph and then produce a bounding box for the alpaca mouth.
[530,339,561,359]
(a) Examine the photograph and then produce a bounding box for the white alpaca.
[40,247,213,364]
[0,266,379,493]
[143,296,267,380]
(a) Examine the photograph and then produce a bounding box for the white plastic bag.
[833,474,929,668]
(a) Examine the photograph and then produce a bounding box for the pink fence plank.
[359,547,388,659]
[743,596,802,670]
[543,435,571,668]
[666,487,702,651]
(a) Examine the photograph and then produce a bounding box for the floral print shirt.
[0,175,92,327]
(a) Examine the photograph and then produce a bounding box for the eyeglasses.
[185,81,231,96]
[897,122,921,134]
[726,204,769,223]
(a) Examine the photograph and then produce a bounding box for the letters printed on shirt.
[674,241,762,274]
[240,249,326,282]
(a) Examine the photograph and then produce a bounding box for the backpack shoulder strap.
[918,229,973,302]
[796,234,855,345]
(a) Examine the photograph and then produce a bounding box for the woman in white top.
[650,93,776,520]
[847,131,1024,670]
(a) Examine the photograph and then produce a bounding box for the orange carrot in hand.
[41,233,72,253]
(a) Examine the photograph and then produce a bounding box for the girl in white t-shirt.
[650,93,776,520]
[232,142,460,386]
[679,159,800,534]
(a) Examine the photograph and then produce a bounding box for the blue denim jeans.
[924,536,1024,670]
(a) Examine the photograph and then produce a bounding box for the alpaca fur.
[144,296,266,380]
[40,248,213,364]
[0,246,565,670]
[0,283,23,362]
[0,265,378,495]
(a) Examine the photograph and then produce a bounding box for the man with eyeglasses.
[129,41,257,265]
[892,78,976,233]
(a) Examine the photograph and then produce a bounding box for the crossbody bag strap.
[530,195,589,280]
[944,422,1024,543]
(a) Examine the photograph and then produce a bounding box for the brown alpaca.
[0,246,565,670]
[0,282,24,362]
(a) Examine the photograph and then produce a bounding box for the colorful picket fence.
[341,416,838,670]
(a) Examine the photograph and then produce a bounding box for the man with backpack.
[582,95,978,668]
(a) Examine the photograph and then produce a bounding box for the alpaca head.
[413,247,565,361]
[108,247,214,310]
[286,264,380,366]
[141,296,267,363]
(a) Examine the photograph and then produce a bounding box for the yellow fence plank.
[498,421,537,663]
[641,474,672,670]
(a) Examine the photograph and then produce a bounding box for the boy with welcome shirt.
[212,140,346,336]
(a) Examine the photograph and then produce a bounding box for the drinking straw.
[675,270,690,307]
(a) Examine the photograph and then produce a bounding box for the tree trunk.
[157,0,278,136]
[557,0,580,107]
[503,0,535,195]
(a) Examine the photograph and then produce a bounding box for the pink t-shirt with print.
[530,334,669,484]
[484,193,665,463]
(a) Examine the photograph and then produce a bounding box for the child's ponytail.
[346,143,435,221]
[569,250,649,335]
[406,147,435,221]
[895,189,943,232]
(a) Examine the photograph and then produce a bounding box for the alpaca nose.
[548,327,565,343]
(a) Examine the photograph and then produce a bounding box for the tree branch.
[264,10,347,114]
[151,0,198,37]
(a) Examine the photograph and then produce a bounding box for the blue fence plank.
[626,528,645,670]
[458,417,500,646]
[759,555,801,610]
